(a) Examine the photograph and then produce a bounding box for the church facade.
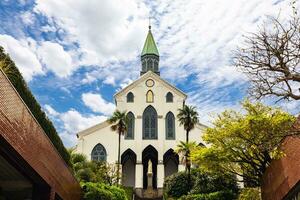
[75,26,205,197]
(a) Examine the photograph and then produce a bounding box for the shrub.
[163,169,238,199]
[190,169,238,195]
[238,188,261,200]
[81,182,127,200]
[163,171,194,198]
[105,185,127,200]
[122,187,134,200]
[84,188,113,200]
[180,190,236,200]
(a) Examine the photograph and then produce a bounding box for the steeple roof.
[141,26,159,56]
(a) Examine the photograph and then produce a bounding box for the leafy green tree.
[108,110,128,185]
[191,100,298,186]
[177,105,199,185]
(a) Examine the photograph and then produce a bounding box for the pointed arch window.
[143,106,158,139]
[91,144,107,162]
[126,112,135,139]
[146,90,154,103]
[166,112,175,139]
[127,92,134,102]
[166,92,173,103]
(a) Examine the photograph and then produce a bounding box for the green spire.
[141,26,159,56]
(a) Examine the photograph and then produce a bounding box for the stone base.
[135,188,163,199]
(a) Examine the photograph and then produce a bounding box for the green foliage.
[0,46,71,165]
[191,100,297,186]
[164,171,193,199]
[82,182,127,200]
[180,190,236,200]
[238,188,261,200]
[163,169,238,199]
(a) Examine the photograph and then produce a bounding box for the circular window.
[146,79,154,87]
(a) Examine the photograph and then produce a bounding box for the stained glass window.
[146,90,154,103]
[91,144,107,162]
[126,112,134,139]
[143,106,157,139]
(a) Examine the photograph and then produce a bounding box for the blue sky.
[0,0,299,147]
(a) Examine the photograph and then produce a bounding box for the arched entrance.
[121,149,136,187]
[163,149,179,178]
[142,145,158,189]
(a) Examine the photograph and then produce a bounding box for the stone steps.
[134,188,163,200]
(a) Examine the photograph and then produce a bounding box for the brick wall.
[262,134,300,200]
[0,70,81,200]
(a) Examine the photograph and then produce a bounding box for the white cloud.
[20,11,35,25]
[0,34,44,81]
[153,0,293,87]
[44,105,107,147]
[34,0,149,66]
[82,92,115,115]
[37,41,74,77]
[44,104,59,117]
[60,109,107,133]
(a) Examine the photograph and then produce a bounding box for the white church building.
[75,25,206,197]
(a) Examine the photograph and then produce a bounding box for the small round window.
[146,79,154,87]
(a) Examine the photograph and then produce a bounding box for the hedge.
[0,46,71,166]
[82,182,128,200]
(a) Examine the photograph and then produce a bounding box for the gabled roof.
[114,71,187,99]
[77,120,110,138]
[141,28,159,56]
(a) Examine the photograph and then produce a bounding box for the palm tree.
[108,110,127,185]
[175,141,197,167]
[177,105,199,144]
[177,105,199,186]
